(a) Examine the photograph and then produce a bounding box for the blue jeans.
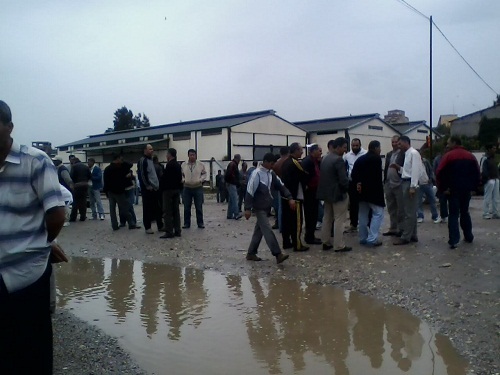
[448,191,473,245]
[417,183,439,220]
[183,187,204,226]
[226,184,239,219]
[358,202,384,244]
[88,188,104,218]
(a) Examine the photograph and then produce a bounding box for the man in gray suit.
[316,137,352,252]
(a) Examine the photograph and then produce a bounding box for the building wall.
[451,106,500,137]
[404,126,431,149]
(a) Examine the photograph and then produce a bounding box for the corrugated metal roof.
[391,121,426,135]
[58,109,276,148]
[294,114,379,133]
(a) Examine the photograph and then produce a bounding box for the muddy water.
[56,257,468,375]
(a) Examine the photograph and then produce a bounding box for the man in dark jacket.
[436,136,480,249]
[281,142,309,252]
[351,140,385,247]
[244,153,294,264]
[225,154,241,220]
[159,148,183,238]
[317,138,351,252]
[138,144,163,234]
[69,158,91,222]
[301,144,322,244]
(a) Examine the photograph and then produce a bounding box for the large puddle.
[56,257,468,375]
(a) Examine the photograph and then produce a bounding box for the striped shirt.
[0,141,65,293]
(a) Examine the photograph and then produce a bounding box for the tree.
[111,106,151,132]
[133,113,150,129]
[478,116,500,148]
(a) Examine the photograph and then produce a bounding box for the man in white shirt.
[343,138,367,232]
[392,136,423,245]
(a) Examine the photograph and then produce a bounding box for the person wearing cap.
[52,155,73,192]
[0,100,67,373]
[244,153,294,264]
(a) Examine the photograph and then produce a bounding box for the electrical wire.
[395,0,429,20]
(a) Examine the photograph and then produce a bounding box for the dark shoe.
[79,217,86,222]
[174,232,182,237]
[322,243,334,251]
[410,237,418,243]
[235,214,242,220]
[198,224,205,229]
[119,223,126,227]
[305,238,322,245]
[145,228,154,234]
[283,243,293,250]
[383,230,399,236]
[112,227,120,231]
[464,236,474,243]
[276,253,289,264]
[246,254,262,261]
[160,233,175,239]
[182,225,190,229]
[293,246,310,252]
[334,246,352,252]
[365,240,383,247]
[158,227,167,232]
[450,243,459,249]
[69,219,76,222]
[393,239,410,245]
[271,222,279,230]
[129,225,141,229]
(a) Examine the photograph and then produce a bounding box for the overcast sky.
[2,0,499,147]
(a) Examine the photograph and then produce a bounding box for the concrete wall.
[451,106,500,137]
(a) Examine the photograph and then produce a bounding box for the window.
[417,129,428,134]
[201,128,222,136]
[173,132,191,141]
[369,125,383,131]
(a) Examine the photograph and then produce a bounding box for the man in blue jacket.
[88,158,105,220]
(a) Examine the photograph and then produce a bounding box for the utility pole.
[429,15,433,160]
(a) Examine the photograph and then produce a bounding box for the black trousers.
[70,186,88,221]
[348,181,360,227]
[281,199,304,250]
[142,189,163,230]
[303,189,318,241]
[0,263,53,375]
[163,190,181,235]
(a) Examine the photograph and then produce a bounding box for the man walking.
[160,148,183,238]
[302,144,322,244]
[393,136,422,245]
[481,144,499,219]
[103,154,141,231]
[215,170,225,203]
[181,149,207,228]
[0,100,66,374]
[244,153,294,264]
[225,154,242,220]
[317,138,351,252]
[69,157,91,222]
[87,158,105,220]
[436,136,480,248]
[417,151,440,223]
[281,142,309,252]
[383,135,405,236]
[138,144,164,234]
[351,140,385,247]
[344,138,367,232]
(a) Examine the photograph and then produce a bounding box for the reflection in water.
[56,257,468,375]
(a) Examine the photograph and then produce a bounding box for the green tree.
[478,116,500,148]
[111,107,150,132]
[133,113,150,129]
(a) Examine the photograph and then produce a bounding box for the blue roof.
[294,113,380,133]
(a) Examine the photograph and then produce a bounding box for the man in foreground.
[0,100,66,374]
[436,136,480,249]
[181,149,207,228]
[244,153,294,264]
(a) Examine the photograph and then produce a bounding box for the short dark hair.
[280,146,290,156]
[485,143,496,151]
[351,138,361,145]
[327,139,335,149]
[188,149,196,155]
[449,136,461,146]
[332,137,348,149]
[309,144,319,153]
[289,142,301,154]
[111,153,121,161]
[368,140,381,151]
[233,154,241,160]
[153,156,159,162]
[0,100,12,123]
[88,158,95,163]
[252,161,258,167]
[263,153,275,163]
[69,154,75,159]
[168,148,177,158]
[399,135,411,145]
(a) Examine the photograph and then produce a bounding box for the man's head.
[0,100,13,146]
[153,156,159,164]
[69,154,76,164]
[317,147,323,160]
[332,137,348,156]
[485,143,497,157]
[279,146,290,157]
[51,155,63,166]
[188,149,197,163]
[351,138,361,154]
[233,154,241,164]
[308,144,322,159]
[289,142,303,159]
[167,148,177,161]
[217,170,222,175]
[398,136,411,152]
[144,144,154,157]
[446,136,461,149]
[252,161,258,167]
[391,135,400,150]
[368,140,381,156]
[241,161,248,171]
[262,152,276,170]
[111,153,122,164]
[88,158,95,168]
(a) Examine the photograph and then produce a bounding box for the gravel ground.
[55,194,499,375]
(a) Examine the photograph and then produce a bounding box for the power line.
[432,21,499,96]
[394,0,429,20]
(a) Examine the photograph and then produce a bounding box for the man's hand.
[50,243,68,264]
[389,163,401,171]
[288,199,296,211]
[244,210,252,220]
[357,182,362,193]
[409,187,416,198]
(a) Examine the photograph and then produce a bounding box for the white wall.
[349,119,400,156]
[196,128,228,161]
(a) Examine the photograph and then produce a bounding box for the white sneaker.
[417,218,423,223]
[433,216,442,224]
[483,214,492,220]
[63,222,70,227]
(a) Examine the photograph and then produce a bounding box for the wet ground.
[56,194,499,374]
